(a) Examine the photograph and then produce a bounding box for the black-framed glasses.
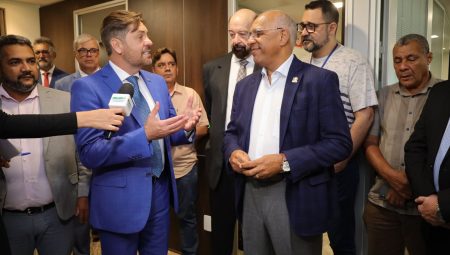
[77,48,99,56]
[297,22,331,33]
[249,27,283,39]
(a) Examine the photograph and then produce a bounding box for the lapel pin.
[292,77,298,83]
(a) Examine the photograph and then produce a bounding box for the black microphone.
[104,83,135,139]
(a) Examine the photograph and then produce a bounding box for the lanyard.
[310,43,339,68]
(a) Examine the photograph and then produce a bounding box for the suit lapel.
[242,74,262,151]
[280,57,303,146]
[141,71,166,120]
[218,54,232,117]
[37,86,52,154]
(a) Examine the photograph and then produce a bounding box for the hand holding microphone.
[104,83,134,139]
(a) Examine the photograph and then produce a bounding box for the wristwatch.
[281,156,291,172]
[436,203,444,221]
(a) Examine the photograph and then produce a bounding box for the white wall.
[0,0,40,41]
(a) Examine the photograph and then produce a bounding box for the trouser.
[210,169,236,255]
[363,201,426,255]
[422,221,450,255]
[176,164,199,255]
[242,179,322,255]
[99,171,170,255]
[328,157,359,255]
[3,206,74,255]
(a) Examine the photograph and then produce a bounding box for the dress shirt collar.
[40,65,55,75]
[261,54,294,80]
[0,84,39,103]
[109,60,140,82]
[231,53,254,65]
[394,72,439,97]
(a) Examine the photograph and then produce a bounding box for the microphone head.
[118,83,134,97]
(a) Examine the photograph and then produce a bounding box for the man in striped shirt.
[300,1,378,254]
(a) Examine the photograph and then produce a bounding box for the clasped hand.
[144,96,201,140]
[229,150,284,179]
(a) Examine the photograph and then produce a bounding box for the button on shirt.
[248,54,293,160]
[368,76,440,215]
[0,85,53,210]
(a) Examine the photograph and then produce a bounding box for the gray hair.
[73,33,100,51]
[395,34,430,54]
[33,36,56,52]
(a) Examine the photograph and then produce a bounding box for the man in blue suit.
[223,10,352,255]
[70,10,201,255]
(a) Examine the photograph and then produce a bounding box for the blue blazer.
[223,56,352,237]
[70,63,187,234]
[54,71,82,92]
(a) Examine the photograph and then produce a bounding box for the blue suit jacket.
[223,56,352,237]
[70,63,187,234]
[55,71,81,92]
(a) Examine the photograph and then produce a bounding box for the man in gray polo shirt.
[363,34,440,255]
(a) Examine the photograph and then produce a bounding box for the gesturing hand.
[144,102,188,140]
[182,96,202,131]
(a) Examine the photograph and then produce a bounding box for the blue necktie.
[434,118,450,191]
[126,76,164,177]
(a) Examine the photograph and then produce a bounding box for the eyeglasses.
[35,50,51,55]
[77,48,99,56]
[228,30,250,39]
[249,27,283,39]
[155,62,176,69]
[297,22,331,33]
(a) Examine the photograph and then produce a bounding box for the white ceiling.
[11,0,63,7]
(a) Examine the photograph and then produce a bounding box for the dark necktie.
[236,59,249,82]
[126,76,164,177]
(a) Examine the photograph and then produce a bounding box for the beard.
[232,43,251,60]
[301,35,329,53]
[2,71,38,93]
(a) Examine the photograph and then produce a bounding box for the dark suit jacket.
[405,80,450,222]
[203,53,262,189]
[71,63,188,234]
[223,56,352,236]
[0,110,76,139]
[38,67,68,89]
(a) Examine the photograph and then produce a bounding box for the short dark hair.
[101,10,144,56]
[33,36,56,52]
[305,0,339,23]
[0,35,33,58]
[152,47,177,65]
[395,34,430,54]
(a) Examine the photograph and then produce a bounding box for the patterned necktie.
[126,76,164,177]
[43,72,50,87]
[434,118,450,191]
[236,59,249,82]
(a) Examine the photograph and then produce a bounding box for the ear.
[110,38,123,55]
[329,22,338,36]
[426,52,433,65]
[279,28,290,46]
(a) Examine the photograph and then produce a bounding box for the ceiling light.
[431,35,439,38]
[334,2,344,9]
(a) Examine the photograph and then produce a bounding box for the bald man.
[203,8,261,254]
[223,10,351,254]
